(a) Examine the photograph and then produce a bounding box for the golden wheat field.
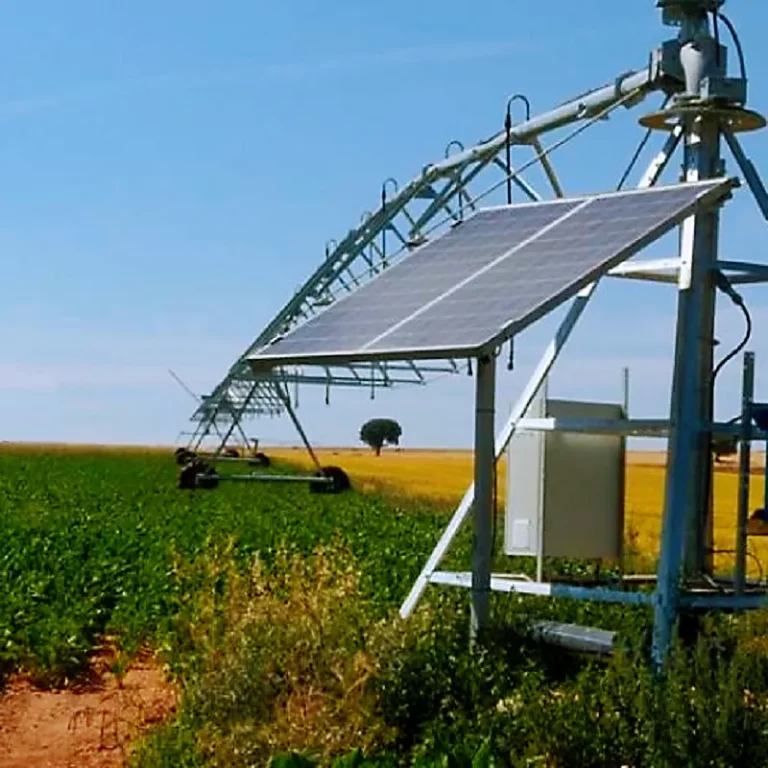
[269,446,768,578]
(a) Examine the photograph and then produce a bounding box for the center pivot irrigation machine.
[185,0,768,667]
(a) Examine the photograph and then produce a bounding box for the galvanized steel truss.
[188,58,673,449]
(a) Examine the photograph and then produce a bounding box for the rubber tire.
[248,452,271,468]
[309,465,351,494]
[178,459,219,490]
[178,462,198,489]
[175,448,196,467]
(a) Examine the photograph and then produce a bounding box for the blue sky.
[1,1,768,449]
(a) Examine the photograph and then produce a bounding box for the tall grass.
[134,539,768,767]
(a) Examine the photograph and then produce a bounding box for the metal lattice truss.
[188,45,691,450]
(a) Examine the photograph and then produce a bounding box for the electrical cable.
[712,8,721,69]
[615,94,671,191]
[700,273,753,573]
[715,301,753,380]
[616,126,653,192]
[718,12,747,83]
[710,276,752,429]
[712,273,753,382]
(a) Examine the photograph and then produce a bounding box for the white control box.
[504,394,625,562]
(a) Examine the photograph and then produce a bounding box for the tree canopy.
[359,418,402,456]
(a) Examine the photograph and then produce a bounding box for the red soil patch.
[0,647,178,768]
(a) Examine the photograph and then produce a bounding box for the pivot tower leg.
[653,117,723,667]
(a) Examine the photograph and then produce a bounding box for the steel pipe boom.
[190,45,681,447]
[429,67,662,175]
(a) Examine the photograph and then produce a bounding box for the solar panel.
[249,178,737,369]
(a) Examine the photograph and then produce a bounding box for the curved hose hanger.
[324,238,338,258]
[444,140,467,221]
[445,139,465,158]
[381,177,399,265]
[309,238,339,307]
[505,94,532,204]
[359,210,375,278]
[381,176,398,202]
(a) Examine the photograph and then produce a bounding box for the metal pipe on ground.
[217,473,332,484]
[529,621,617,657]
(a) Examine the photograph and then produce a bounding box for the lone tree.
[360,418,402,456]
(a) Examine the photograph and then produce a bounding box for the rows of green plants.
[0,449,448,687]
[3,449,768,766]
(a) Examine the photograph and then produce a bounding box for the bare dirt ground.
[0,647,177,768]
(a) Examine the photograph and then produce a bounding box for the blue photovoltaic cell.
[249,178,735,367]
[257,200,580,354]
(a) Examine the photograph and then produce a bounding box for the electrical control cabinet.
[504,394,625,561]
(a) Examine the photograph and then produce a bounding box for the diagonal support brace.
[724,131,768,223]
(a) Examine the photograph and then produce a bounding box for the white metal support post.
[471,352,497,641]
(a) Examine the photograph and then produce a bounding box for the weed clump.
[370,609,768,767]
[146,540,395,766]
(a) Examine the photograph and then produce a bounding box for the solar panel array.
[249,178,736,368]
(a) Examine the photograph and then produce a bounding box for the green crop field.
[0,448,447,685]
[4,446,768,767]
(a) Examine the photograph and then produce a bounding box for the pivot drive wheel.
[309,466,351,494]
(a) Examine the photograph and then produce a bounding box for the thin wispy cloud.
[0,360,232,393]
[0,40,525,118]
[0,362,167,391]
